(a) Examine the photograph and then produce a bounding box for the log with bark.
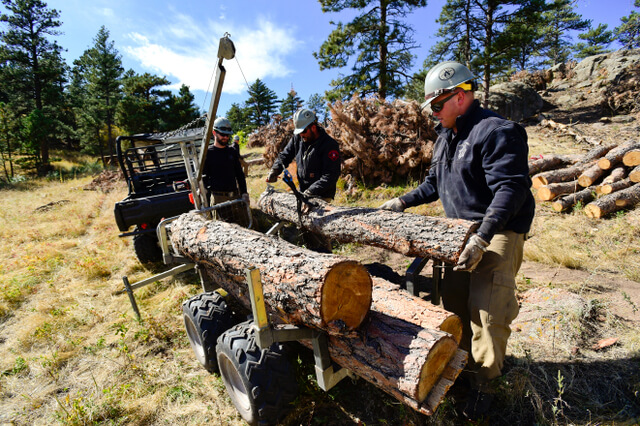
[537,180,581,201]
[258,189,476,264]
[531,145,614,188]
[551,186,597,212]
[578,162,608,187]
[597,141,640,170]
[169,212,466,413]
[170,212,373,333]
[599,177,634,195]
[528,154,577,176]
[630,165,640,183]
[584,183,640,218]
[623,149,640,167]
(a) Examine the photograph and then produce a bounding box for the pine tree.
[162,84,200,131]
[307,93,328,123]
[245,79,278,128]
[537,0,590,66]
[314,0,427,101]
[279,89,303,120]
[615,0,640,49]
[574,23,614,59]
[0,0,66,174]
[115,70,171,134]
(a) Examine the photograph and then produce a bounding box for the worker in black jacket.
[266,108,341,200]
[381,61,535,420]
[203,117,249,226]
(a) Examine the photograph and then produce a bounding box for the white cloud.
[122,14,302,97]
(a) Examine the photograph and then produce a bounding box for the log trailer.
[116,34,469,425]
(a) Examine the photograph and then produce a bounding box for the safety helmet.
[422,61,477,109]
[213,117,233,135]
[293,108,317,135]
[233,135,239,141]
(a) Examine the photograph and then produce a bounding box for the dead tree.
[258,189,476,264]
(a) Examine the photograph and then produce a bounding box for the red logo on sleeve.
[328,150,339,161]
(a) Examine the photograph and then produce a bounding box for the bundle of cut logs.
[530,140,640,218]
[170,192,476,415]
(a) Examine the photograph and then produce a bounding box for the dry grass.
[1,146,639,425]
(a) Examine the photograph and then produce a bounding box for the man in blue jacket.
[381,61,535,420]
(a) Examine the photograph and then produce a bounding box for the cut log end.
[418,336,459,402]
[584,204,602,218]
[438,315,463,344]
[321,261,372,329]
[597,158,612,170]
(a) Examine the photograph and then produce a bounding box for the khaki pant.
[440,230,524,388]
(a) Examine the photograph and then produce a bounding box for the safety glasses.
[430,91,458,113]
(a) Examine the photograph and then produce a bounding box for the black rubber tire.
[217,321,298,425]
[132,228,163,266]
[182,292,234,373]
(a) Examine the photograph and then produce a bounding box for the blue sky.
[8,0,638,117]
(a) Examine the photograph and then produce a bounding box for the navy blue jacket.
[202,145,247,194]
[271,127,341,199]
[400,100,535,242]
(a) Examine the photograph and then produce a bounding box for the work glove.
[454,234,490,272]
[380,197,405,212]
[265,170,279,183]
[241,193,250,204]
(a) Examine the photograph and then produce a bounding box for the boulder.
[485,81,544,122]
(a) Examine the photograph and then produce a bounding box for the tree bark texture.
[585,183,640,218]
[597,141,640,170]
[537,180,581,201]
[578,163,607,187]
[623,149,640,167]
[169,212,467,413]
[258,189,476,264]
[527,154,576,176]
[170,212,373,333]
[601,166,627,185]
[552,187,596,212]
[532,162,592,188]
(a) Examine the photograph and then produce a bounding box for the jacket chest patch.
[328,150,339,161]
[457,141,470,160]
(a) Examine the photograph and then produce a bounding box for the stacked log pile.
[170,212,468,415]
[531,141,640,217]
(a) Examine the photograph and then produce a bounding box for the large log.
[169,212,466,412]
[584,183,640,218]
[528,154,576,176]
[623,149,640,167]
[551,186,596,212]
[531,145,614,189]
[537,180,581,201]
[258,189,476,264]
[598,141,640,170]
[578,162,607,187]
[170,212,373,332]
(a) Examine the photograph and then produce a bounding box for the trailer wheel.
[217,321,298,425]
[183,292,234,373]
[132,229,163,266]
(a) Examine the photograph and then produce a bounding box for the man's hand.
[454,234,489,272]
[265,171,279,183]
[380,198,405,212]
[241,193,250,204]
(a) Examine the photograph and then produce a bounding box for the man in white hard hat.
[266,108,341,200]
[202,116,250,226]
[381,61,535,420]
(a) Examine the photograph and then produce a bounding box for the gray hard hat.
[293,108,317,135]
[422,61,477,109]
[213,117,233,135]
[233,135,239,141]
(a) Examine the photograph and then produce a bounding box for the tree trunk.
[537,180,581,201]
[257,189,476,264]
[169,212,467,413]
[597,141,640,170]
[170,212,373,333]
[551,187,596,212]
[630,165,640,183]
[622,149,640,167]
[532,163,592,188]
[528,154,576,176]
[585,183,640,218]
[578,163,607,187]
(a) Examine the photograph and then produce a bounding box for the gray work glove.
[265,170,279,183]
[454,234,490,272]
[380,197,405,212]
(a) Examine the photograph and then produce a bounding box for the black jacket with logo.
[202,145,247,194]
[271,127,341,199]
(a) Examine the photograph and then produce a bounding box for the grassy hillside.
[0,145,639,425]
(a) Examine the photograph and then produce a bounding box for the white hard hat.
[293,108,317,135]
[422,61,477,110]
[213,117,233,135]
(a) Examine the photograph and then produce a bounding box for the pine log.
[552,186,597,212]
[528,154,576,176]
[597,141,640,170]
[258,189,476,264]
[630,165,640,183]
[170,212,373,332]
[169,212,467,412]
[585,183,640,218]
[600,178,634,195]
[537,180,580,201]
[532,145,614,189]
[623,149,640,167]
[602,166,628,185]
[578,162,607,187]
